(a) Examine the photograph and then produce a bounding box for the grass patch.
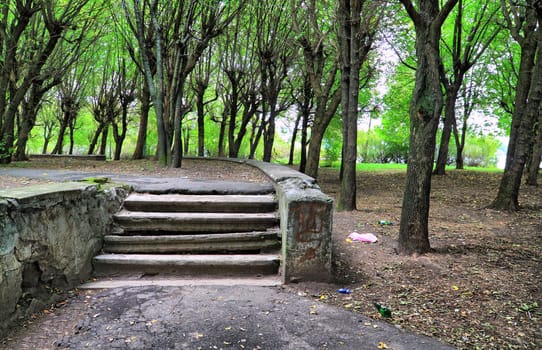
[321,161,503,173]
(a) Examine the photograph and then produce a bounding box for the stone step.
[103,231,281,253]
[79,276,282,289]
[131,180,275,195]
[92,253,280,277]
[114,211,279,233]
[122,193,277,213]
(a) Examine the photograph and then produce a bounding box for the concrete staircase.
[91,186,282,284]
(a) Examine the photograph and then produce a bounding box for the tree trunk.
[491,4,541,209]
[249,117,265,160]
[171,74,187,168]
[217,109,228,157]
[491,45,542,208]
[52,115,70,155]
[338,0,368,211]
[504,26,538,171]
[262,111,276,162]
[397,0,458,255]
[88,124,104,155]
[231,95,258,159]
[434,88,459,175]
[68,119,75,155]
[526,105,542,186]
[304,91,341,179]
[14,112,33,161]
[183,124,190,156]
[227,79,241,158]
[42,121,54,154]
[305,124,327,179]
[42,139,50,154]
[299,111,309,173]
[14,82,47,161]
[196,87,205,157]
[13,126,30,161]
[288,113,302,165]
[99,124,109,156]
[133,83,150,160]
[454,110,468,169]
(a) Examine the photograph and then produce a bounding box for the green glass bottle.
[373,302,392,318]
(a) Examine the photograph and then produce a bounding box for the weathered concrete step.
[131,180,275,195]
[114,211,279,233]
[103,231,281,253]
[93,253,280,276]
[123,193,277,213]
[79,276,282,289]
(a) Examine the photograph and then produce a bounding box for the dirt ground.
[1,158,540,350]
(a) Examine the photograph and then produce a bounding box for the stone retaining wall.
[0,183,126,337]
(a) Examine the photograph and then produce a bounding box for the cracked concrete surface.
[2,285,455,350]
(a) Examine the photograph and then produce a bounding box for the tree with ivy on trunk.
[397,0,459,255]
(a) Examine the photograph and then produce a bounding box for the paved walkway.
[0,167,456,349]
[2,285,455,350]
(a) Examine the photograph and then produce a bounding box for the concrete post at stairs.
[276,178,333,283]
[241,160,333,284]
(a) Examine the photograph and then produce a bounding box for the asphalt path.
[2,285,456,350]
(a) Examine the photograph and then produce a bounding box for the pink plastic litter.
[348,232,378,243]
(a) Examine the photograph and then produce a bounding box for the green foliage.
[0,140,12,159]
[376,64,413,163]
[322,115,342,166]
[462,134,501,167]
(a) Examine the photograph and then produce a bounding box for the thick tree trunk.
[52,115,70,155]
[504,27,538,171]
[14,113,33,161]
[13,127,30,161]
[491,42,542,208]
[491,4,541,209]
[397,0,457,255]
[0,107,17,163]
